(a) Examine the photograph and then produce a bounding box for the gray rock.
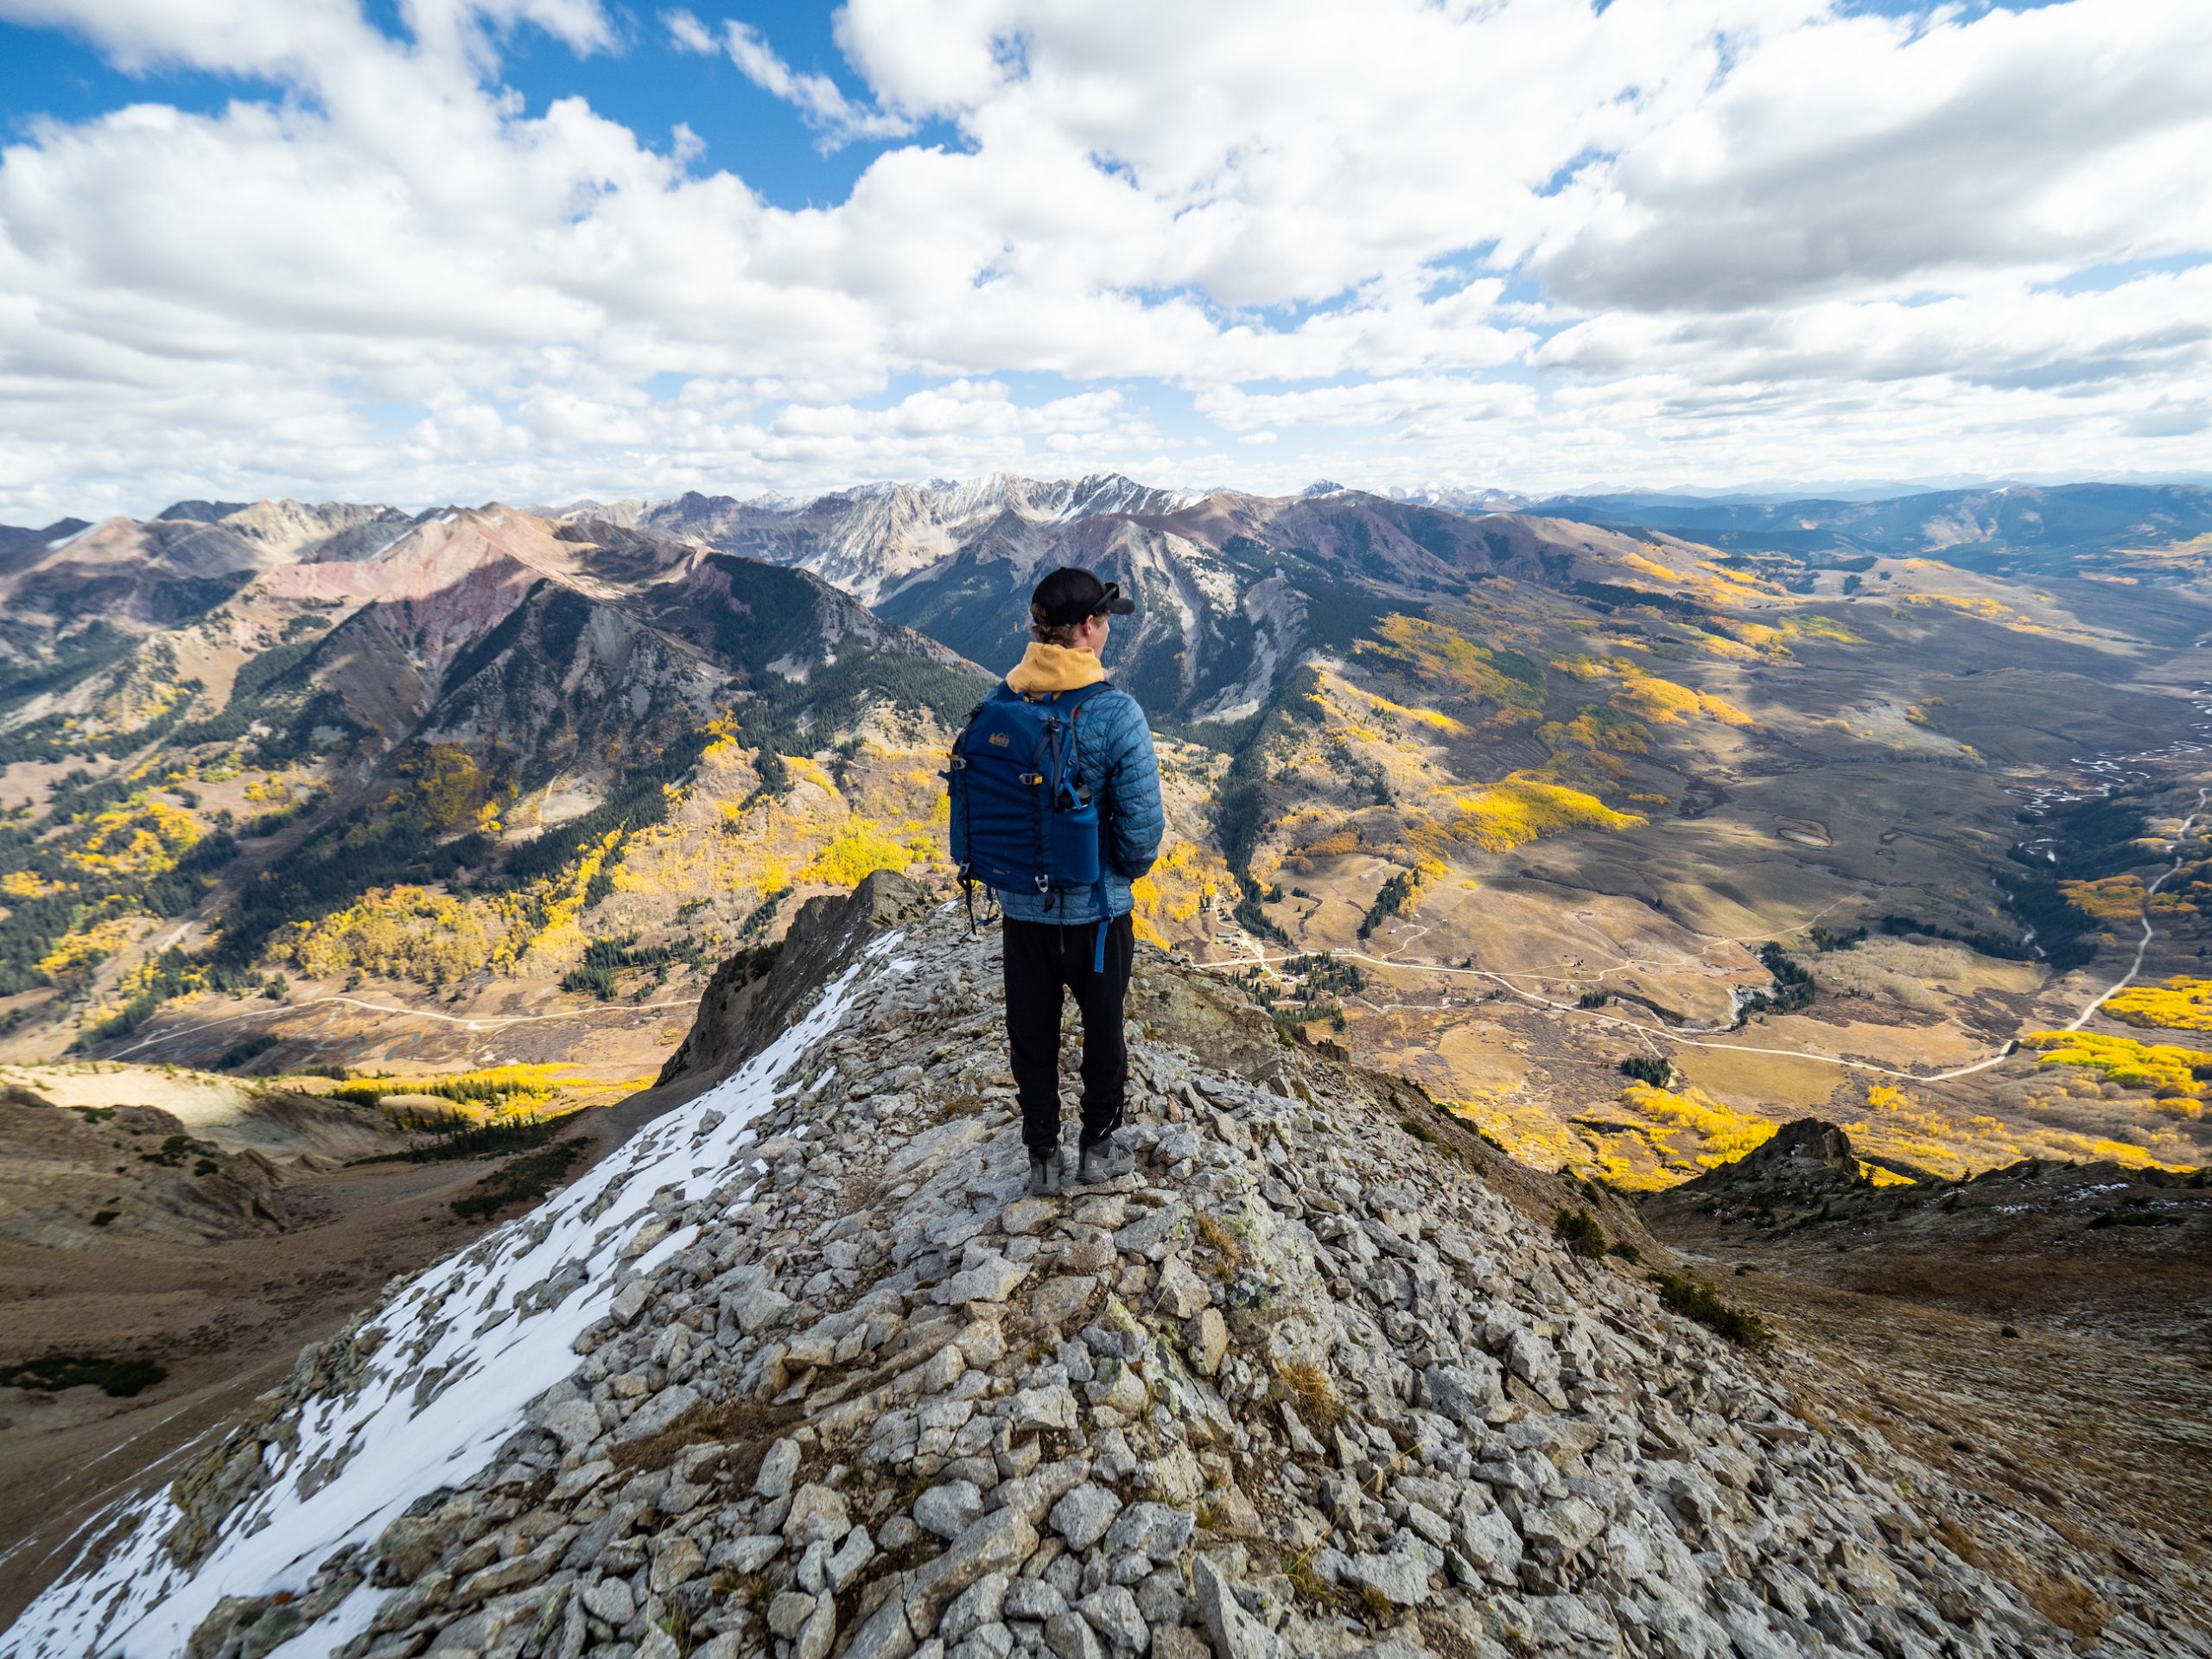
[1455,1506,1521,1586]
[1134,1569,1185,1628]
[1521,1496,1605,1566]
[1151,1626,1210,1659]
[1009,1382,1080,1434]
[581,1576,635,1625]
[731,1282,793,1334]
[615,1383,697,1443]
[992,1459,1089,1526]
[1192,1554,1280,1659]
[650,1532,705,1592]
[827,1525,877,1590]
[1102,1503,1194,1562]
[1030,1276,1099,1328]
[1154,1255,1211,1320]
[1343,1550,1432,1609]
[785,1484,852,1548]
[1050,1484,1124,1554]
[1004,1577,1069,1621]
[914,1509,1039,1614]
[1078,1586,1149,1654]
[610,1279,652,1326]
[941,1573,1012,1643]
[847,1593,918,1659]
[1185,1310,1228,1377]
[1421,1358,1500,1426]
[937,1252,1033,1306]
[770,1590,820,1638]
[529,1391,605,1454]
[918,1481,988,1541]
[798,1597,839,1659]
[1046,1610,1109,1659]
[921,1344,968,1393]
[712,1535,784,1573]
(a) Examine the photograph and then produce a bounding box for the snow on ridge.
[10,938,908,1659]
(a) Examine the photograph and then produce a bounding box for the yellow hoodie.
[1006,642,1107,696]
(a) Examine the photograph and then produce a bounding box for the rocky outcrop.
[655,872,939,1098]
[17,901,2197,1658]
[0,1088,291,1249]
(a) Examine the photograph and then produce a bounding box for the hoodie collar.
[1006,642,1108,696]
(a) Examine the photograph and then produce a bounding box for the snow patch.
[10,938,907,1658]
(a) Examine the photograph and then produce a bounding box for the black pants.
[1002,912,1135,1153]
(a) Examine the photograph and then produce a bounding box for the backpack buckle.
[1034,874,1051,893]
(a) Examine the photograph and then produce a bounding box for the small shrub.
[90,1210,119,1228]
[0,1353,166,1396]
[711,1569,768,1605]
[450,1138,589,1221]
[1400,1116,1438,1144]
[1999,1325,2021,1339]
[1605,1241,1641,1263]
[1552,1207,1606,1260]
[1651,1272,1775,1354]
[213,1034,280,1072]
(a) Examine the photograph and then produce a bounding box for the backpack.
[946,680,1116,969]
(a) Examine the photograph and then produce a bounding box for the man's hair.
[1028,566,1129,645]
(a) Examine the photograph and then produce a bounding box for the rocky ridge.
[10,878,2194,1658]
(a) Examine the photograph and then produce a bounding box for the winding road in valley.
[1205,786,2212,1088]
[111,989,695,1062]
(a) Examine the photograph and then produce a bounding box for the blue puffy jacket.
[950,649,1164,925]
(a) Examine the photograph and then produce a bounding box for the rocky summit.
[10,876,2188,1659]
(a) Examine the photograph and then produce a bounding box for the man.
[950,566,1164,1194]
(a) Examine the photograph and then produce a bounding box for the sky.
[0,0,2208,521]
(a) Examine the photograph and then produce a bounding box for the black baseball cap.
[1030,566,1135,627]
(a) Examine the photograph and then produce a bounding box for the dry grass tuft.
[1194,1213,1244,1263]
[1283,1553,1341,1612]
[1274,1357,1345,1430]
[607,1398,799,1481]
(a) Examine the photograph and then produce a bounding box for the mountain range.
[7,473,2212,1189]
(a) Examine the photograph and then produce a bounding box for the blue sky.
[0,3,942,208]
[0,0,2206,520]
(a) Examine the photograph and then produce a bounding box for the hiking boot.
[1076,1138,1133,1185]
[1025,1147,1065,1197]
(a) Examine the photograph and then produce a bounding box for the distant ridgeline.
[1,477,2207,1059]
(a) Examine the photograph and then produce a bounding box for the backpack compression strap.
[1014,682,1118,970]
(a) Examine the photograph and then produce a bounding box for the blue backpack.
[947,680,1116,969]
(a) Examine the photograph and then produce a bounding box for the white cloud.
[663,10,912,148]
[0,0,2209,521]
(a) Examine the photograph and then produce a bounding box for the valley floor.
[0,1149,569,1626]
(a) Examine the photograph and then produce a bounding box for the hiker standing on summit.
[946,567,1164,1195]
